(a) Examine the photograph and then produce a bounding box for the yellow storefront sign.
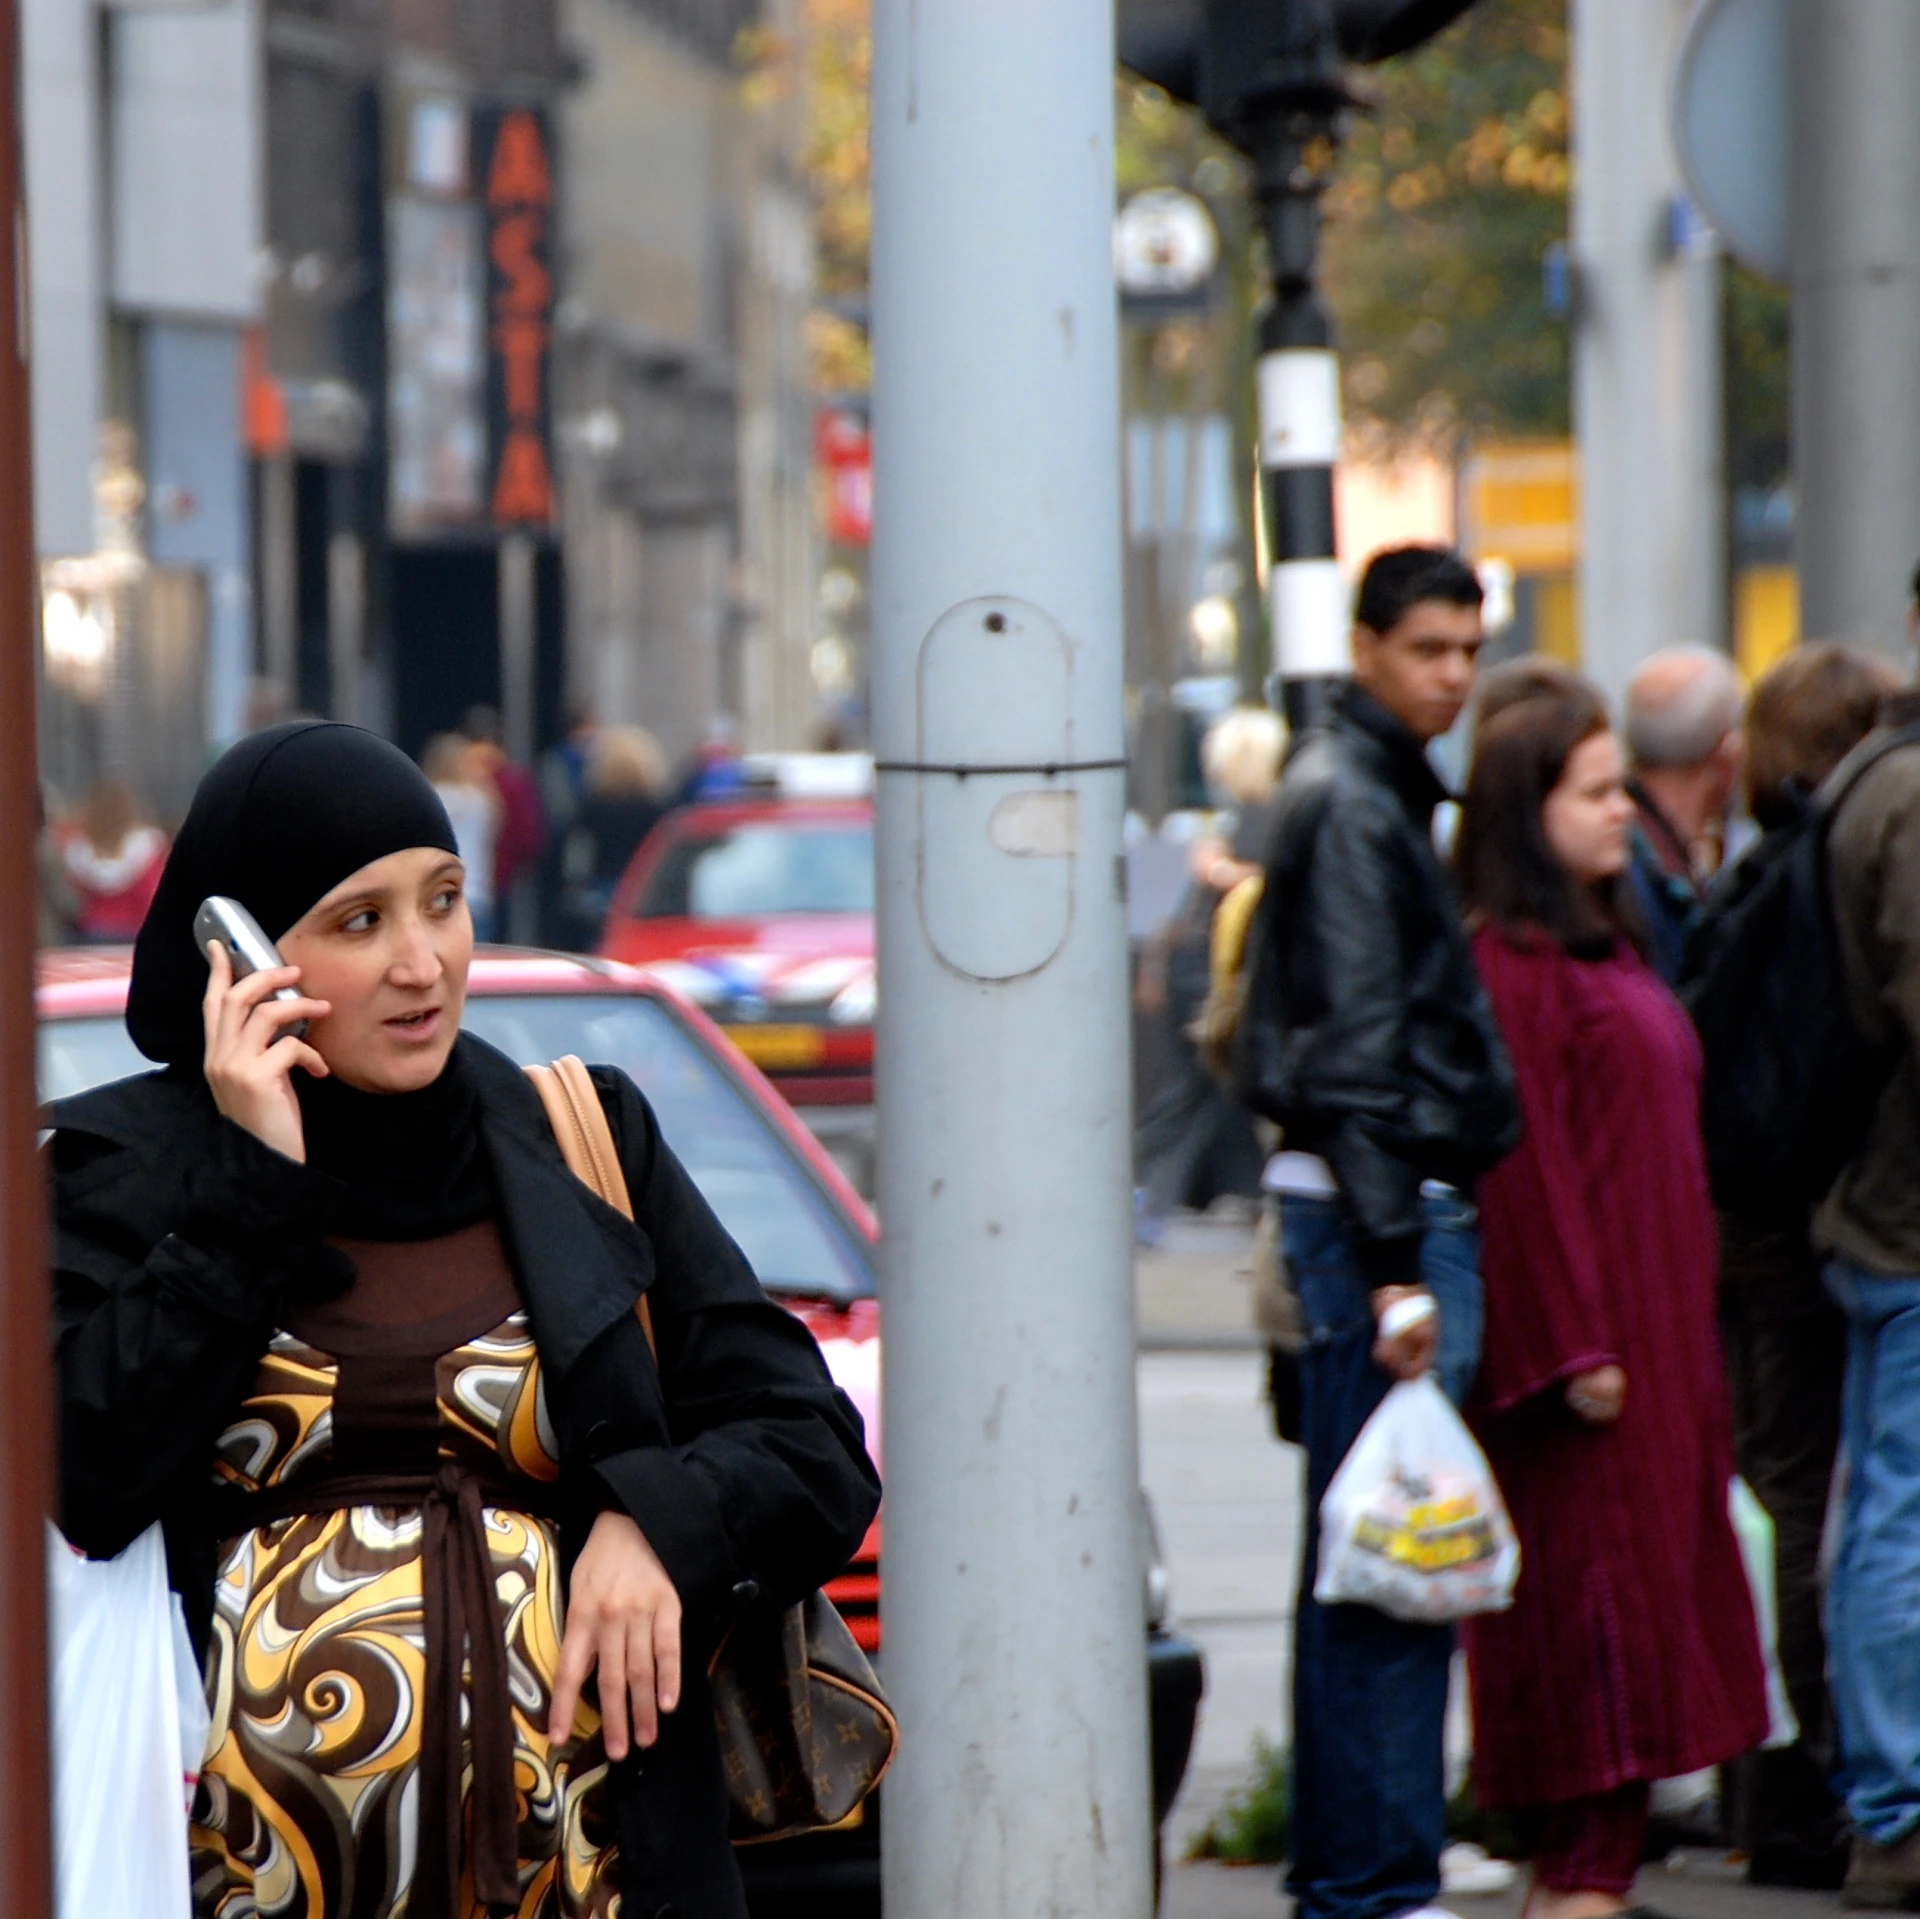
[1460,441,1579,573]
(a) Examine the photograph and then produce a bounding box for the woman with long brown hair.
[1454,691,1765,1919]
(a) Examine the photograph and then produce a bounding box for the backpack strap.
[524,1056,658,1361]
[1816,719,1920,831]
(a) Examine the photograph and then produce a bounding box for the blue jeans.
[1822,1258,1920,1845]
[1284,1190,1484,1919]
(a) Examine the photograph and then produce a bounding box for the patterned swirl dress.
[190,1220,619,1919]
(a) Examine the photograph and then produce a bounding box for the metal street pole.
[1789,0,1920,664]
[869,0,1153,1912]
[1572,0,1728,706]
[0,0,56,1902]
[1181,0,1355,732]
[1246,72,1350,732]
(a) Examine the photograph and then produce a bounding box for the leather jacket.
[1235,684,1520,1284]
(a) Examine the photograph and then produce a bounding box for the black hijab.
[128,722,492,1238]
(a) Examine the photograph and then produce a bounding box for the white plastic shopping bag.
[1314,1376,1521,1623]
[1729,1477,1802,1751]
[48,1520,209,1919]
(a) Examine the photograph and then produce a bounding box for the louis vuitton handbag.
[525,1056,897,1841]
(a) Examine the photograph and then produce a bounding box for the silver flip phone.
[193,896,310,1040]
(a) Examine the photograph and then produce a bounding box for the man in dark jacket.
[1237,545,1520,1919]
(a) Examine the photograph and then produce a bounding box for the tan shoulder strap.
[524,1056,657,1360]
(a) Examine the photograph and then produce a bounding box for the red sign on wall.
[815,409,872,547]
[482,109,555,528]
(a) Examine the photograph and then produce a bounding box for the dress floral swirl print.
[191,1309,618,1919]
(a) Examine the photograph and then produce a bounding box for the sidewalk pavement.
[1139,1209,1847,1919]
[1165,1853,1844,1919]
[1138,1205,1264,1351]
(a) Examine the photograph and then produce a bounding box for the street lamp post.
[1119,0,1482,721]
[0,0,56,1902]
[1219,14,1354,730]
[868,0,1153,1914]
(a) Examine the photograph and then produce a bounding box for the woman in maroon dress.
[1454,692,1767,1919]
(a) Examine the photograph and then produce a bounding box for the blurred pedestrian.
[1235,546,1520,1919]
[676,718,746,805]
[537,703,601,946]
[1473,654,1593,733]
[37,783,79,947]
[462,705,546,944]
[52,777,169,944]
[539,702,601,830]
[1622,645,1745,981]
[423,733,500,942]
[1808,645,1920,1906]
[1702,643,1899,1888]
[1455,691,1767,1919]
[1133,706,1285,1241]
[554,725,670,952]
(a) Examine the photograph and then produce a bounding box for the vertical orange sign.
[484,109,555,526]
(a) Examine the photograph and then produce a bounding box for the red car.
[597,796,875,1118]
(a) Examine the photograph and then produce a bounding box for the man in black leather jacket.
[1236,545,1520,1919]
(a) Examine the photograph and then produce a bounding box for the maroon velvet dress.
[1463,928,1767,1812]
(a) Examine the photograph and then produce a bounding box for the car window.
[38,996,873,1304]
[38,1017,150,1105]
[637,823,874,920]
[465,996,871,1301]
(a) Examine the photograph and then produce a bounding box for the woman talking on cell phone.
[1452,690,1766,1919]
[47,721,881,1919]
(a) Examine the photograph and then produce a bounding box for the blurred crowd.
[34,696,734,959]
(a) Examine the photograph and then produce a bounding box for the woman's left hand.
[549,1510,683,1760]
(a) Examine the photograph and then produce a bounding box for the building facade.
[25,0,818,823]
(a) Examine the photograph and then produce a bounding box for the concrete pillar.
[1573,0,1728,705]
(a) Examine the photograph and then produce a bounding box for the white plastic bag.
[47,1520,209,1919]
[1315,1376,1521,1623]
[1729,1477,1802,1751]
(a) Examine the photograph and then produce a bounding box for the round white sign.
[1113,188,1221,298]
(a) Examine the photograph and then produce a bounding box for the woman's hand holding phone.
[201,939,332,1164]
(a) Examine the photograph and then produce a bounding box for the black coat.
[48,1034,882,1919]
[1235,684,1520,1282]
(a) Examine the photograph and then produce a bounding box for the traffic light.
[1332,1,1480,62]
[1118,0,1484,115]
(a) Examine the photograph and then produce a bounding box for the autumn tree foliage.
[1321,0,1570,445]
[755,0,1588,451]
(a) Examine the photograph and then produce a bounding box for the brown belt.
[215,1463,562,1919]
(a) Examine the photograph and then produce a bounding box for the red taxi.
[596,792,875,1111]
